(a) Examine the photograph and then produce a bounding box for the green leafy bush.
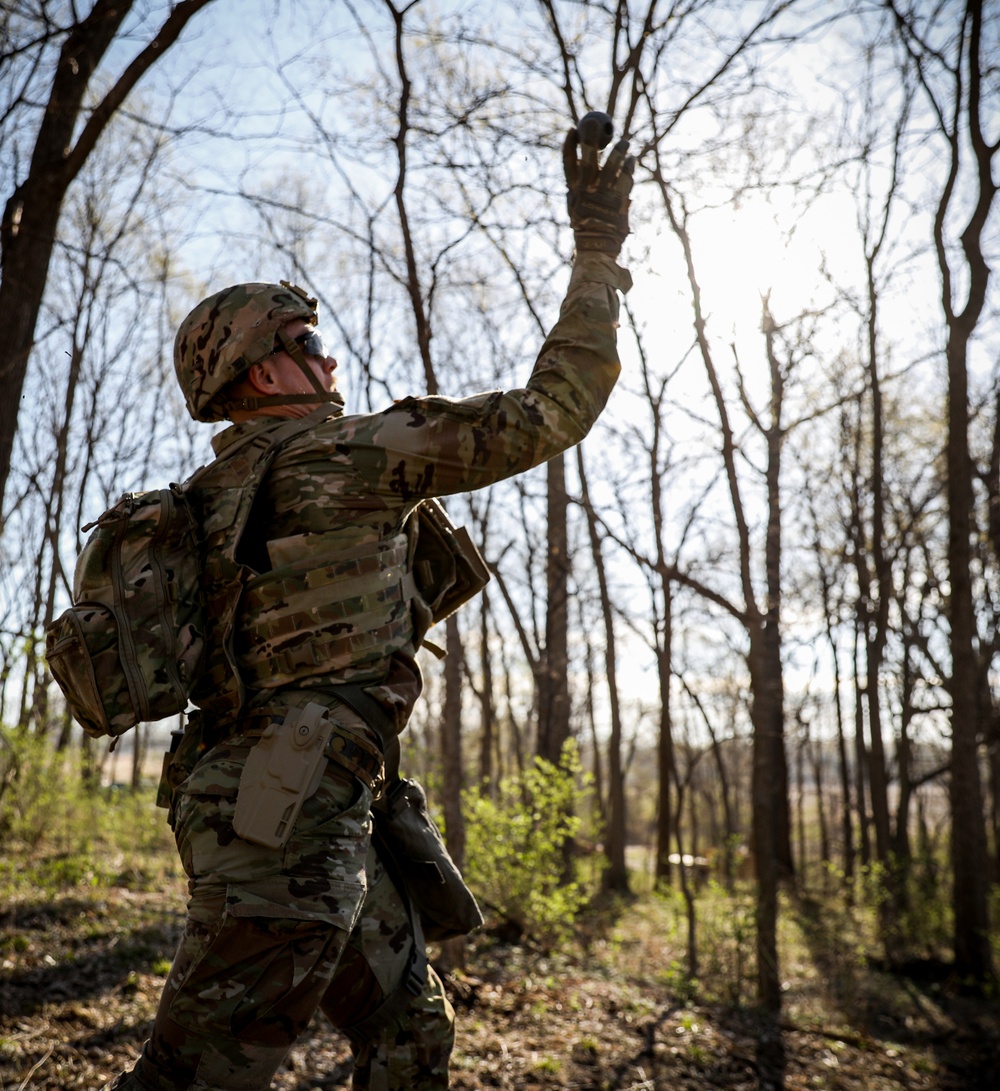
[0,726,175,894]
[0,727,85,855]
[462,741,593,948]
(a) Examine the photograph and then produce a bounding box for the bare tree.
[0,0,215,518]
[1,103,195,737]
[886,0,997,986]
[655,178,792,1009]
[802,479,856,886]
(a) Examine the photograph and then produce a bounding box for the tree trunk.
[761,304,793,881]
[812,502,855,887]
[864,655,892,865]
[581,621,607,831]
[538,454,570,765]
[477,591,495,789]
[852,622,872,871]
[749,642,781,1012]
[654,580,674,885]
[436,615,468,971]
[578,448,628,893]
[946,327,992,981]
[811,734,830,883]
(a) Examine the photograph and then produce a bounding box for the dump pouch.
[232,703,334,849]
[372,776,484,941]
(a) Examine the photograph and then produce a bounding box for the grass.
[0,734,181,904]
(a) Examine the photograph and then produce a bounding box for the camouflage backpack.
[45,415,323,741]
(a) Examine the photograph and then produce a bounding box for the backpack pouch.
[45,604,136,738]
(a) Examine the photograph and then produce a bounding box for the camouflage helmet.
[174,281,319,421]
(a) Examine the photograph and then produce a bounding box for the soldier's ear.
[245,361,277,392]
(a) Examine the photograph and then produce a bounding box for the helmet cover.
[174,281,319,421]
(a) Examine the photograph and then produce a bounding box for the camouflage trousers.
[110,737,454,1090]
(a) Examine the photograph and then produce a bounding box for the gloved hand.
[563,128,634,256]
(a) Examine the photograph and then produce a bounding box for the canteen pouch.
[233,703,334,849]
[372,776,484,941]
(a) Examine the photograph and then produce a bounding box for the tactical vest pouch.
[409,499,490,646]
[156,713,211,824]
[233,702,334,849]
[235,500,491,687]
[235,534,415,687]
[156,729,186,811]
[372,776,484,941]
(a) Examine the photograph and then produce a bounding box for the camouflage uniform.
[112,250,629,1091]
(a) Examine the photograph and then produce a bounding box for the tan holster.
[232,702,334,849]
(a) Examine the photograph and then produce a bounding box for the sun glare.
[623,184,874,414]
[690,189,857,333]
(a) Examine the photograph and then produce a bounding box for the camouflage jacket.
[189,252,628,736]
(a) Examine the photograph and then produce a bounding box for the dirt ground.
[2,883,999,1091]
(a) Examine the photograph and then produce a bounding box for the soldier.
[110,128,633,1090]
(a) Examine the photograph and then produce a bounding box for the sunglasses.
[272,329,330,359]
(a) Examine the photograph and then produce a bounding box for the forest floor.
[2,857,999,1091]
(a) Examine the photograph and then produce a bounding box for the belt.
[239,704,385,794]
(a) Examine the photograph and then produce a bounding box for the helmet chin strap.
[234,328,344,413]
[276,328,337,399]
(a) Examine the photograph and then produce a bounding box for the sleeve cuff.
[570,251,633,294]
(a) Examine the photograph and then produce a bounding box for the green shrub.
[0,726,176,895]
[695,880,755,1006]
[0,727,87,855]
[462,741,593,948]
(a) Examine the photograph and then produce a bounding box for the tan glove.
[563,128,635,256]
